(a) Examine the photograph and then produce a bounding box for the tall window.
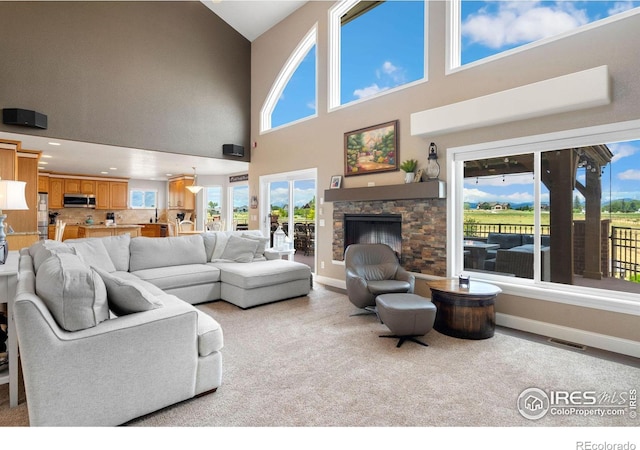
[261,26,317,132]
[205,186,222,222]
[452,123,640,311]
[451,1,640,68]
[230,185,249,230]
[329,0,426,109]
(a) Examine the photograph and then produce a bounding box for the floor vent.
[548,338,587,351]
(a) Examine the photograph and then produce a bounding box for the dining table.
[463,240,500,269]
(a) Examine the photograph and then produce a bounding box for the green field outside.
[464,209,640,229]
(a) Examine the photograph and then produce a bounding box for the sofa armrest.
[14,293,200,426]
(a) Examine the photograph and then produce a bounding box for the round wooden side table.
[427,278,502,340]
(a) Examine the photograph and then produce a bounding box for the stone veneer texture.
[332,199,447,276]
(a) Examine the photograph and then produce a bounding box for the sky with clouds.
[464,140,640,206]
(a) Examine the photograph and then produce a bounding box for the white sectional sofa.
[13,230,312,426]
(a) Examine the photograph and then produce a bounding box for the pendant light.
[186,167,203,194]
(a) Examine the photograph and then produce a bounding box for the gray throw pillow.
[67,238,117,273]
[93,266,163,316]
[217,235,260,263]
[33,241,76,273]
[36,253,109,332]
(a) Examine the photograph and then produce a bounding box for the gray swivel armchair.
[344,243,415,315]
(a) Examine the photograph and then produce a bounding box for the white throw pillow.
[216,235,260,263]
[211,233,231,261]
[36,253,109,332]
[241,233,270,260]
[67,238,117,273]
[93,266,163,316]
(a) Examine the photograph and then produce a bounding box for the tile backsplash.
[49,208,194,225]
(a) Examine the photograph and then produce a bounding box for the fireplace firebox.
[344,214,402,259]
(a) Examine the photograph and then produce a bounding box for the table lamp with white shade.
[0,179,29,264]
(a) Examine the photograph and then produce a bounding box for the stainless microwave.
[63,193,96,208]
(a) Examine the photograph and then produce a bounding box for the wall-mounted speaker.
[2,108,48,129]
[223,144,244,157]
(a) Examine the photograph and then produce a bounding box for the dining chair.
[54,220,66,241]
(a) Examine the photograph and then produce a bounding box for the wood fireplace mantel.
[324,180,445,202]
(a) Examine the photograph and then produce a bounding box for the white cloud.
[463,187,534,204]
[618,169,640,180]
[462,2,589,49]
[353,83,389,99]
[608,1,637,15]
[306,100,316,111]
[609,142,639,163]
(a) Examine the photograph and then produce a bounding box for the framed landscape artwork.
[344,120,398,177]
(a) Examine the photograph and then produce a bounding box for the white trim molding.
[497,313,640,359]
[260,24,317,133]
[411,66,610,137]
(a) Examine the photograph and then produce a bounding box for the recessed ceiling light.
[41,154,53,158]
[166,173,173,177]
[48,142,61,146]
[39,161,48,165]
[101,171,109,174]
[109,167,117,170]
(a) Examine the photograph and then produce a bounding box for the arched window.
[260,25,317,133]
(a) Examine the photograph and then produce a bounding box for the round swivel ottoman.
[375,293,437,348]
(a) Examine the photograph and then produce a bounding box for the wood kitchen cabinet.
[38,175,49,193]
[47,224,79,241]
[95,181,128,210]
[109,182,128,209]
[64,178,95,195]
[49,179,64,208]
[0,141,18,181]
[168,176,195,210]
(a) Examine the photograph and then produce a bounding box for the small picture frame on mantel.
[413,168,424,183]
[330,175,342,189]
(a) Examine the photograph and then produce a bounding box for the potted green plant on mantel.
[400,159,418,183]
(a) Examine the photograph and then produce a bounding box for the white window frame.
[447,1,640,74]
[328,0,428,112]
[448,118,640,316]
[129,188,157,209]
[260,24,318,134]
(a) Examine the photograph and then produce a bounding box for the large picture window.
[329,0,426,109]
[450,1,640,69]
[450,121,640,314]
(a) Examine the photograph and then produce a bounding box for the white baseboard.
[496,313,640,359]
[313,276,639,358]
[314,275,345,290]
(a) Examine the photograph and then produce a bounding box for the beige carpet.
[1,285,638,428]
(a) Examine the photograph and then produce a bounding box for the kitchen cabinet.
[0,141,18,181]
[38,175,49,193]
[77,225,141,238]
[95,181,128,210]
[139,223,168,237]
[80,180,95,195]
[64,178,81,194]
[110,182,128,210]
[47,224,79,241]
[49,179,64,209]
[168,176,195,210]
[95,181,110,209]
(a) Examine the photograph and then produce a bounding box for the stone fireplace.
[331,197,447,276]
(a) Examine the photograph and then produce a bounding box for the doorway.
[260,169,317,272]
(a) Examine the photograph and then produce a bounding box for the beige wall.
[0,1,251,160]
[250,2,640,343]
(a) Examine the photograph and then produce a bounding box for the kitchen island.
[77,224,143,238]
